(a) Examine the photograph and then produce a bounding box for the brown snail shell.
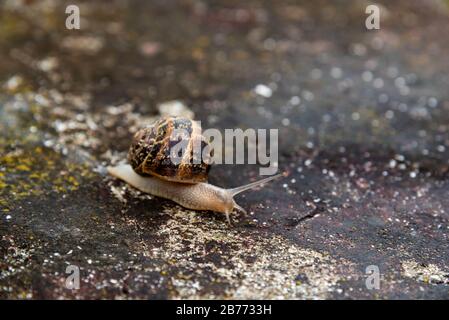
[127,116,211,184]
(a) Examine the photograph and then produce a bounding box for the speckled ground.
[1,0,449,299]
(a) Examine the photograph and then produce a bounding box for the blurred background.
[1,0,449,299]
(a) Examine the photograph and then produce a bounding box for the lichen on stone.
[0,146,95,206]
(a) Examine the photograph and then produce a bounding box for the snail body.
[108,116,282,223]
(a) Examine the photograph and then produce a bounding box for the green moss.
[0,146,95,207]
[0,12,30,44]
[0,80,96,208]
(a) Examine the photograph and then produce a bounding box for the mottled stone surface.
[1,0,449,299]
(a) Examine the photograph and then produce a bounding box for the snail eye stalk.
[228,173,285,197]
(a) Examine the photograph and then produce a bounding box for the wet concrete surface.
[1,0,449,299]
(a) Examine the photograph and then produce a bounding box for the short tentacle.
[225,212,232,225]
[233,202,248,216]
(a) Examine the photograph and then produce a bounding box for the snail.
[107,117,283,224]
